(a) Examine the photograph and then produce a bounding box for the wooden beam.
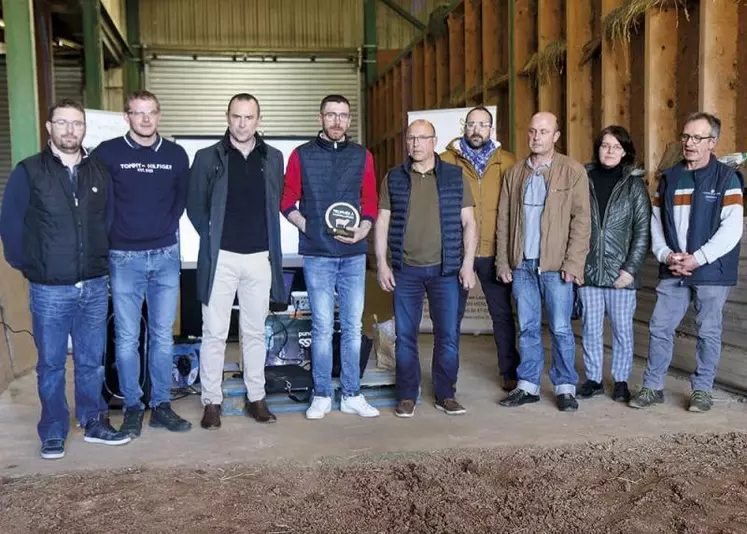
[392,63,403,160]
[397,59,412,163]
[565,0,594,161]
[424,38,437,109]
[699,0,739,154]
[644,7,678,188]
[481,0,500,104]
[601,0,631,129]
[411,41,425,111]
[510,0,537,157]
[537,0,563,117]
[739,4,747,146]
[448,12,465,107]
[436,35,450,108]
[464,0,482,106]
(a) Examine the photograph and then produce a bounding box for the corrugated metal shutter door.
[145,57,362,140]
[54,58,84,102]
[0,57,82,204]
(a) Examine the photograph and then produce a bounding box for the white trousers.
[199,250,271,405]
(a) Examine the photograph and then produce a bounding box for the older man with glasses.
[629,112,744,413]
[375,119,478,418]
[440,106,520,393]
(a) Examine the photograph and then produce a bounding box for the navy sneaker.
[40,439,65,460]
[84,416,132,446]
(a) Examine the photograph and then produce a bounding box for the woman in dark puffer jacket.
[577,125,651,402]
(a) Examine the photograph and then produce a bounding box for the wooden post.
[481,0,500,104]
[411,41,425,111]
[644,8,678,184]
[464,0,481,106]
[565,0,594,161]
[447,12,465,107]
[601,0,631,129]
[384,71,393,171]
[537,0,563,117]
[392,64,403,163]
[424,38,437,109]
[510,0,537,158]
[399,58,412,163]
[436,35,450,108]
[699,0,739,154]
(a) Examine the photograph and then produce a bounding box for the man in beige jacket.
[440,106,520,392]
[496,112,591,412]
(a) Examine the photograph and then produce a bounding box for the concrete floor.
[1,334,746,478]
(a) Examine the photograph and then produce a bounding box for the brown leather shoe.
[200,404,221,430]
[394,399,416,418]
[247,398,277,424]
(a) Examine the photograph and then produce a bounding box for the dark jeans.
[458,256,520,380]
[29,276,109,443]
[394,263,460,402]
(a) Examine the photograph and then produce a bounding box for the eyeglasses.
[322,112,350,121]
[465,121,491,130]
[406,135,435,144]
[128,110,159,119]
[600,143,624,153]
[680,134,714,145]
[50,119,85,130]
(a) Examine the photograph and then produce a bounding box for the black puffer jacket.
[583,164,651,289]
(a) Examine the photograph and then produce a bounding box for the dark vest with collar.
[20,146,110,284]
[658,155,743,286]
[387,155,464,275]
[297,135,367,257]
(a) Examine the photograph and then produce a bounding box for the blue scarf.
[459,137,496,178]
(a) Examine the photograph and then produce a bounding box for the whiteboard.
[83,109,128,152]
[174,136,311,269]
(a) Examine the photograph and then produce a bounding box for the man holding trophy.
[281,94,380,420]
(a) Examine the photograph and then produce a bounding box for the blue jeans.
[110,244,180,409]
[511,259,578,396]
[394,263,460,402]
[30,276,109,443]
[303,254,365,397]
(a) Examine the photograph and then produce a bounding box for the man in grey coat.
[186,93,286,430]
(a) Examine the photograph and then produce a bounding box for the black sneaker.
[556,393,579,412]
[499,389,540,407]
[613,381,631,402]
[149,403,192,432]
[688,390,713,413]
[40,439,65,460]
[628,387,665,409]
[84,416,132,446]
[120,407,145,438]
[577,380,604,399]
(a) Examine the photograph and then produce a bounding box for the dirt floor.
[2,431,747,533]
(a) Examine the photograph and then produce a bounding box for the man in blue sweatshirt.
[0,99,131,459]
[93,90,191,437]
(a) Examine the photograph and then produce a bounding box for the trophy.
[325,202,361,238]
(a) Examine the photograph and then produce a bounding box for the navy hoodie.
[93,134,189,251]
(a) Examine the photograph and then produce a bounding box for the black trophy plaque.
[325,202,360,238]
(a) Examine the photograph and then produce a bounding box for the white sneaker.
[341,394,380,418]
[305,396,332,420]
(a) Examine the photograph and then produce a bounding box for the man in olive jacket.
[496,112,591,412]
[440,106,520,391]
[186,93,286,430]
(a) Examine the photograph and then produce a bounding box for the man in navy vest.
[630,112,743,413]
[0,99,131,459]
[94,91,192,437]
[375,119,478,418]
[281,94,380,420]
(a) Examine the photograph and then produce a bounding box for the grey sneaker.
[688,390,713,413]
[628,387,665,409]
